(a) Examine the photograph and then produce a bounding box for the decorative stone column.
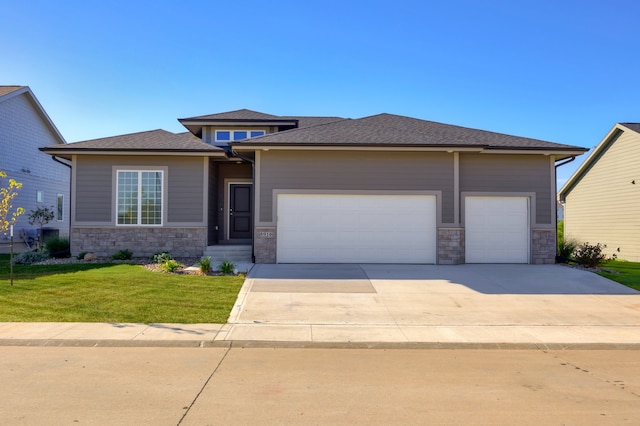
[254,227,277,263]
[438,228,465,265]
[532,229,556,264]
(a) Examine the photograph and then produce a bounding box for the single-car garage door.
[277,194,437,263]
[465,196,530,263]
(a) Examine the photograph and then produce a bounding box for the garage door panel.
[465,196,529,264]
[277,194,436,263]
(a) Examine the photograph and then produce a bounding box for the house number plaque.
[259,231,274,238]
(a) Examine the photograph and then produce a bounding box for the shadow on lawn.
[0,261,127,281]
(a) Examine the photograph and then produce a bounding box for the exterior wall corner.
[532,228,556,264]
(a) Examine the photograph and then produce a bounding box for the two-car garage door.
[276,194,437,263]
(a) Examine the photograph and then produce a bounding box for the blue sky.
[2,0,639,186]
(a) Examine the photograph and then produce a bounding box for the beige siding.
[258,151,455,223]
[74,156,205,224]
[459,154,553,224]
[565,130,640,261]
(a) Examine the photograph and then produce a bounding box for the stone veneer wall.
[254,227,277,263]
[532,228,556,264]
[71,227,207,258]
[437,228,465,265]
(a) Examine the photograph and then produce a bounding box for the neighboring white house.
[0,86,70,252]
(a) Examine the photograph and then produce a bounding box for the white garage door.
[465,196,530,263]
[277,194,437,263]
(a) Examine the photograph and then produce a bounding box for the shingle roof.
[0,86,25,97]
[181,109,281,121]
[232,113,583,151]
[621,123,640,133]
[42,129,224,152]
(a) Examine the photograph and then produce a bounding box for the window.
[116,170,163,225]
[57,194,64,221]
[36,190,44,203]
[215,130,265,142]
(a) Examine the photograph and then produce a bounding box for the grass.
[597,260,640,291]
[0,254,245,323]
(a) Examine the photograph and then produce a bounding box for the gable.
[559,123,640,200]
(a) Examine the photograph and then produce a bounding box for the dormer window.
[215,130,265,142]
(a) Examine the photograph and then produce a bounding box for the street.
[1,347,639,425]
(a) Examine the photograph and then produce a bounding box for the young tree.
[0,170,25,236]
[28,206,55,246]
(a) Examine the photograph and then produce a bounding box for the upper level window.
[116,170,163,226]
[215,130,265,142]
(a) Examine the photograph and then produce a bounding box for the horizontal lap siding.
[167,159,205,223]
[258,151,454,223]
[565,131,640,261]
[75,157,112,222]
[74,156,205,224]
[459,154,552,224]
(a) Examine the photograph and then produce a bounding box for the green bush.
[14,251,49,265]
[44,237,70,258]
[159,259,182,273]
[199,256,212,275]
[111,249,133,260]
[557,238,579,261]
[574,242,614,268]
[219,260,235,274]
[151,251,173,263]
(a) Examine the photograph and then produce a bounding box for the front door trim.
[225,179,252,240]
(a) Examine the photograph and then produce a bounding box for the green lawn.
[597,260,640,291]
[0,254,245,323]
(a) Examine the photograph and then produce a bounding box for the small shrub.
[219,260,235,275]
[151,251,173,263]
[199,256,212,275]
[160,259,182,273]
[76,252,88,260]
[14,251,49,265]
[557,237,579,262]
[111,249,133,260]
[574,242,613,268]
[44,237,70,258]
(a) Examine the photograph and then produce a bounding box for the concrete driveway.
[223,264,640,345]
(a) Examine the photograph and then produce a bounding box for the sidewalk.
[1,321,639,349]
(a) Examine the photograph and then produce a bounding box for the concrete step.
[203,245,252,262]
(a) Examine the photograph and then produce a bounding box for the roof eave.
[39,147,227,158]
[1,86,67,145]
[558,124,624,200]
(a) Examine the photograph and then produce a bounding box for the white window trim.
[36,190,44,203]
[116,169,164,226]
[215,130,265,142]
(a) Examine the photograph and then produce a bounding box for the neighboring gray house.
[0,86,70,252]
[42,109,586,264]
[559,123,640,262]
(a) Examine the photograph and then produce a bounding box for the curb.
[2,339,640,350]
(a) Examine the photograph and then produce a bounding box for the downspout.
[224,146,257,264]
[52,156,72,251]
[554,156,576,261]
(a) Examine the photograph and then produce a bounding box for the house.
[559,123,640,262]
[0,86,70,252]
[41,109,586,264]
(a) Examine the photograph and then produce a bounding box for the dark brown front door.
[229,184,252,239]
